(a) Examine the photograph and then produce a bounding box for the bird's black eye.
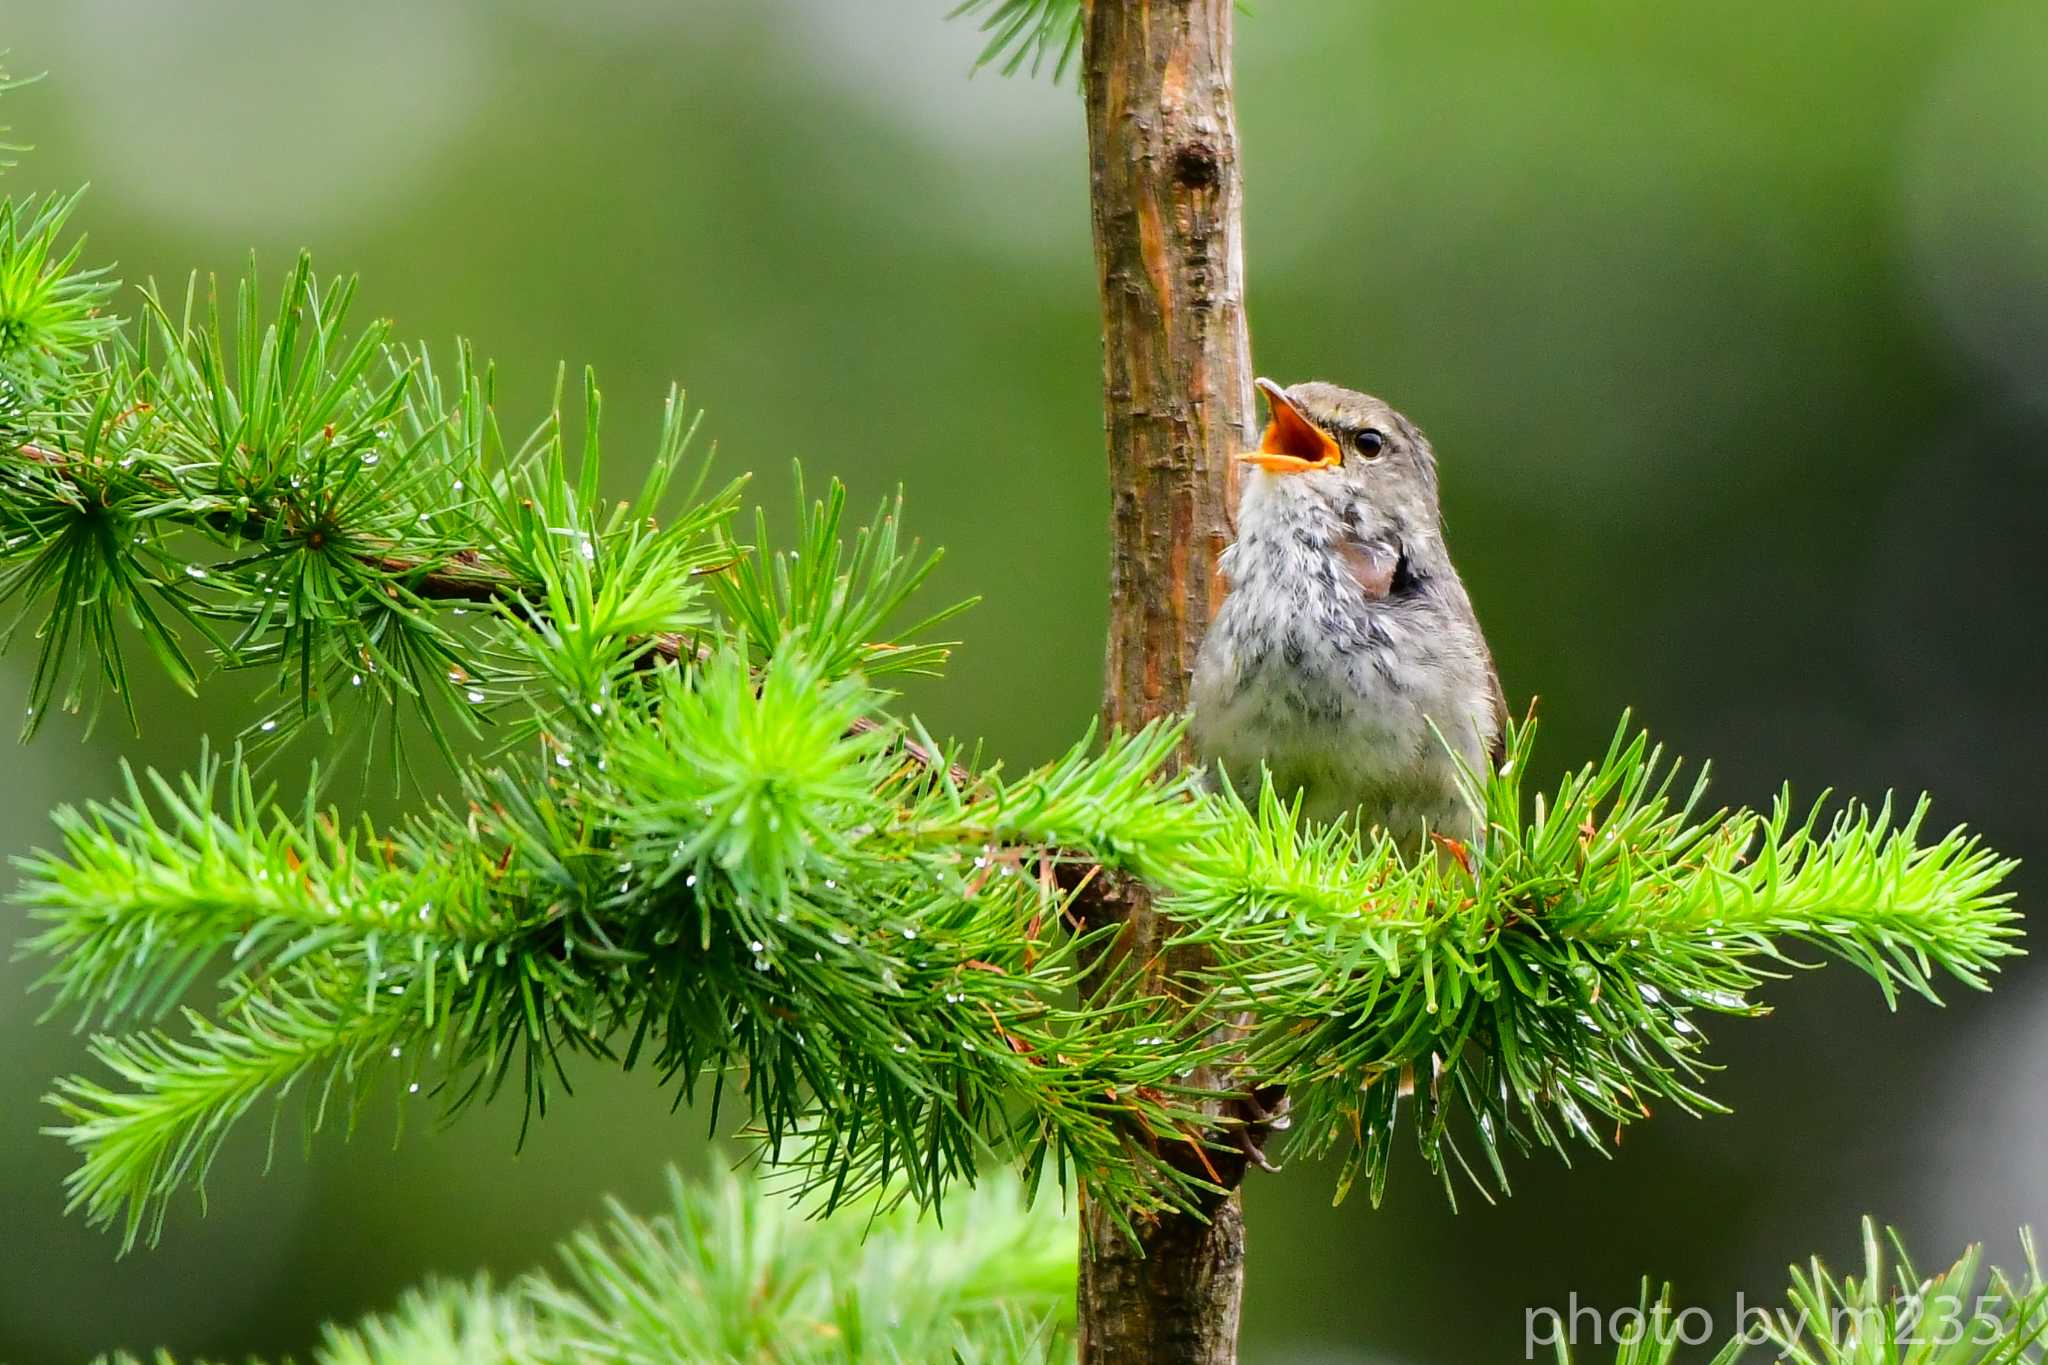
[1352,428,1386,459]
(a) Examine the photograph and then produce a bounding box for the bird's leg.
[1231,1080,1292,1173]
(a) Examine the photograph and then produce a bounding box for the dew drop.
[185,564,208,579]
[407,1082,420,1094]
[361,452,380,466]
[466,689,486,704]
[555,752,572,768]
[259,719,279,733]
[389,1046,402,1058]
[350,673,364,687]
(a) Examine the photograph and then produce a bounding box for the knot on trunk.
[1172,139,1223,191]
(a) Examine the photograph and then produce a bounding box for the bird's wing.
[1341,532,1507,768]
[1485,652,1509,772]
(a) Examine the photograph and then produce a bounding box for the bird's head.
[1235,378,1441,532]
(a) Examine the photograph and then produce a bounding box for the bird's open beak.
[1235,378,1342,474]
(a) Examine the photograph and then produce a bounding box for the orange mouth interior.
[1236,378,1341,474]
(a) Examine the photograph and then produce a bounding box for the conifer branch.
[1163,717,2020,1204]
[951,0,1085,80]
[104,1163,1077,1364]
[49,980,410,1250]
[17,654,1240,1243]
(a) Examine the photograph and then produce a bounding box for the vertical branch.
[1078,2,1254,1363]
[1089,1,1251,735]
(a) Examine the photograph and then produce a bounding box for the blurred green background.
[2,1,2045,1360]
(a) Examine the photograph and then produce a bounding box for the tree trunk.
[1077,1,1255,1362]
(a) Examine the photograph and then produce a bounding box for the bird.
[1190,377,1506,854]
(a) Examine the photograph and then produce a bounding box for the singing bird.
[1190,378,1506,851]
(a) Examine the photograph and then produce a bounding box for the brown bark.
[1077,2,1255,1362]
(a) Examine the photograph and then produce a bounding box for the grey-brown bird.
[1191,378,1505,852]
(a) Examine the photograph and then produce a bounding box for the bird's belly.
[1191,604,1482,840]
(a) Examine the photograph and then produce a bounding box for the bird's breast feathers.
[1191,518,1495,834]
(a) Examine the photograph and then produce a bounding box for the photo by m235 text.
[1523,1290,2021,1358]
